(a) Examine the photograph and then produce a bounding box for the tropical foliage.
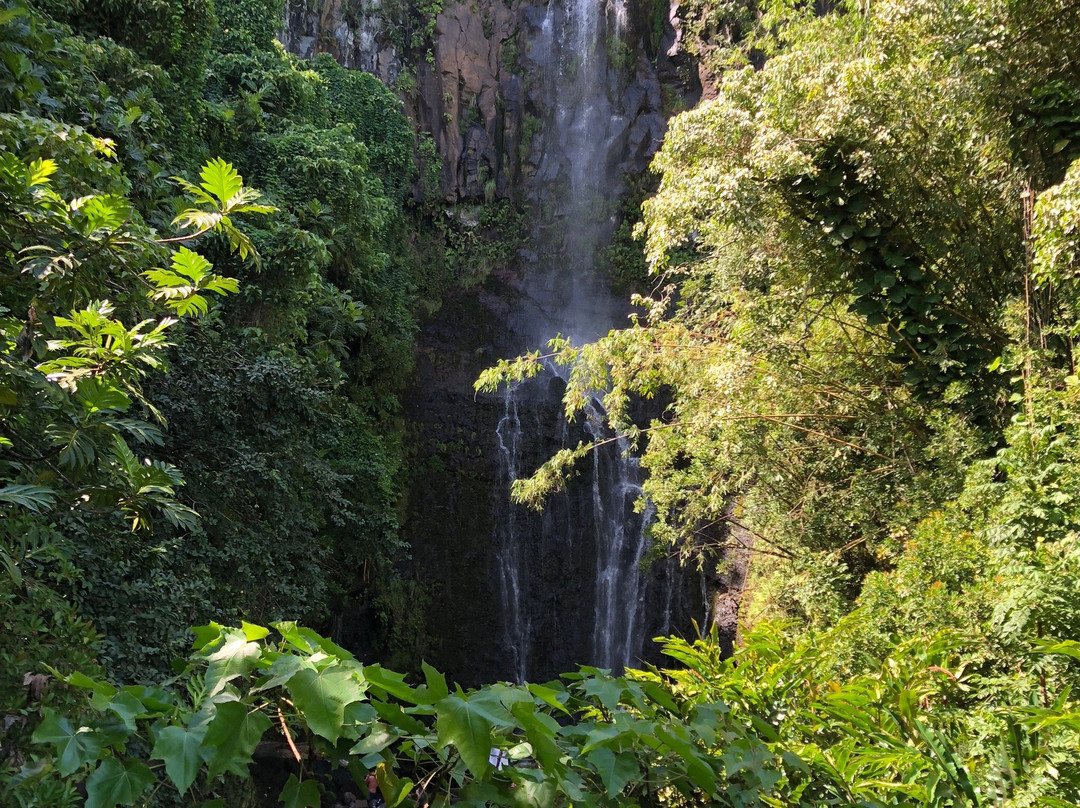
[6,0,1080,807]
[0,0,428,781]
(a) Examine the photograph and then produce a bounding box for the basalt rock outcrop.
[282,0,702,202]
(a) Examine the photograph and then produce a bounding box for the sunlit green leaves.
[436,694,493,778]
[287,666,367,743]
[170,159,275,263]
[204,630,262,696]
[200,701,272,778]
[200,158,243,209]
[142,247,239,317]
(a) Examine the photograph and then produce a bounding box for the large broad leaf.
[170,246,213,280]
[436,694,493,778]
[31,710,102,776]
[422,661,449,702]
[85,758,154,808]
[287,666,367,743]
[349,722,406,756]
[252,653,307,693]
[372,700,428,735]
[526,683,569,715]
[580,677,624,712]
[587,747,639,798]
[151,724,207,795]
[511,776,556,808]
[279,774,320,808]
[655,727,716,794]
[107,691,145,731]
[76,379,131,414]
[364,664,430,704]
[201,701,272,778]
[509,702,561,771]
[204,631,261,696]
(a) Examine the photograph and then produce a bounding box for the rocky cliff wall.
[282,0,702,201]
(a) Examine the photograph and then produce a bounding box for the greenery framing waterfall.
[4,0,1080,807]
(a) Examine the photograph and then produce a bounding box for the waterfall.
[487,0,663,682]
[281,0,702,687]
[583,399,655,670]
[495,378,656,678]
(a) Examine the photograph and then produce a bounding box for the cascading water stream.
[495,366,658,679]
[488,0,671,681]
[494,389,531,684]
[583,400,655,671]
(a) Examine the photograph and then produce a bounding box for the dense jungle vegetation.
[4,0,1080,807]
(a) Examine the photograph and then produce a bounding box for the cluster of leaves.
[2,0,432,780]
[12,593,1080,808]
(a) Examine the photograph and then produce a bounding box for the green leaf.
[200,158,243,208]
[422,661,449,702]
[527,683,569,715]
[373,700,428,735]
[388,778,416,808]
[511,777,555,808]
[509,703,560,770]
[85,758,154,808]
[436,694,493,778]
[252,653,306,693]
[655,727,715,794]
[287,666,367,743]
[641,681,679,714]
[279,774,320,808]
[170,247,213,280]
[151,724,207,795]
[76,379,131,414]
[587,747,639,798]
[107,691,145,731]
[581,677,623,711]
[0,484,57,512]
[205,631,261,695]
[201,701,272,778]
[364,664,429,704]
[241,621,270,641]
[31,710,103,776]
[350,723,401,755]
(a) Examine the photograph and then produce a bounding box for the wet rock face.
[281,0,701,202]
[281,0,401,82]
[279,0,712,686]
[400,278,703,687]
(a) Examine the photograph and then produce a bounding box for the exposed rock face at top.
[281,0,701,201]
[282,0,400,82]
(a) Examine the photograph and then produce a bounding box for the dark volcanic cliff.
[282,0,725,685]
